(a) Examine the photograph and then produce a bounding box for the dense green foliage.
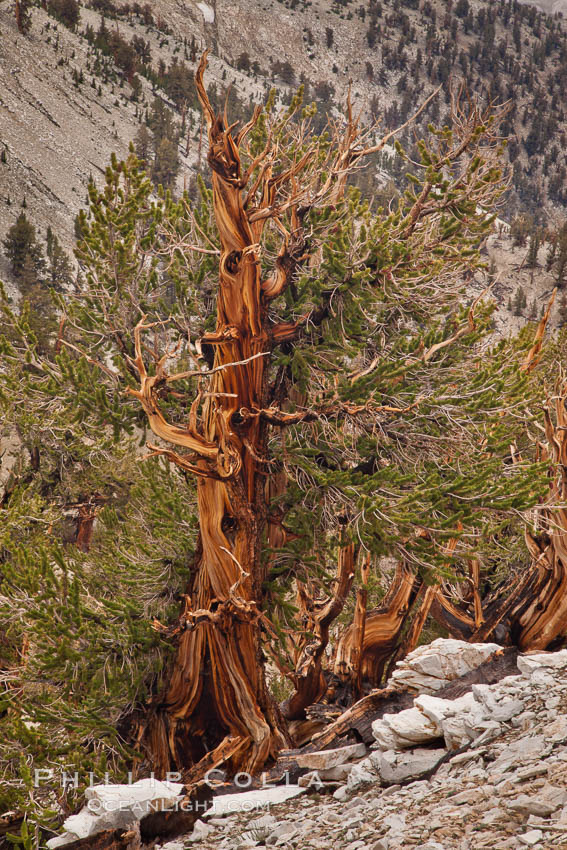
[0,285,197,837]
[0,90,553,839]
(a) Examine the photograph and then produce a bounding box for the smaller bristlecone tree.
[3,212,44,281]
[0,283,205,833]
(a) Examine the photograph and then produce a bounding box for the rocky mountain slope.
[3,0,567,325]
[525,0,567,16]
[43,639,567,850]
[0,1,266,288]
[148,645,567,850]
[3,0,567,244]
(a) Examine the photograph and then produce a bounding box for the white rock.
[546,716,567,741]
[373,706,441,749]
[413,694,450,727]
[472,720,503,747]
[204,785,305,817]
[188,819,214,842]
[492,699,525,722]
[518,650,567,675]
[346,762,375,790]
[85,777,184,812]
[531,669,557,687]
[499,674,523,688]
[266,822,298,845]
[248,814,278,831]
[415,692,478,725]
[415,844,446,850]
[319,763,354,781]
[383,812,406,835]
[197,2,215,23]
[46,835,76,849]
[442,715,483,750]
[333,785,351,802]
[472,683,499,712]
[518,829,543,846]
[413,691,496,749]
[491,735,546,771]
[58,777,186,842]
[389,639,501,694]
[294,743,366,770]
[371,718,399,750]
[370,748,446,784]
[507,795,558,817]
[235,838,261,849]
[516,764,549,780]
[60,809,100,841]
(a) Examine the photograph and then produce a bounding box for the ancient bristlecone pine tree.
[63,54,546,782]
[135,54,395,777]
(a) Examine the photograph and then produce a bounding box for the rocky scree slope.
[46,640,567,850]
[4,0,567,261]
[0,1,267,289]
[172,644,567,850]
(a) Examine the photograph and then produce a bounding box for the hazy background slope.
[1,0,567,323]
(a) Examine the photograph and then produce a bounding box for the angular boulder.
[370,748,446,785]
[294,742,366,770]
[204,785,305,818]
[517,649,567,675]
[46,778,185,847]
[389,638,501,694]
[372,706,441,750]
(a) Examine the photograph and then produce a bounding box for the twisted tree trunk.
[140,56,291,778]
[334,563,421,688]
[281,538,357,721]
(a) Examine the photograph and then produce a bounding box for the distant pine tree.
[47,0,80,29]
[152,137,180,190]
[512,285,527,316]
[3,212,44,281]
[147,98,180,191]
[133,123,152,169]
[45,227,74,290]
[549,222,567,288]
[14,0,33,34]
[526,227,542,268]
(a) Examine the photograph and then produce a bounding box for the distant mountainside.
[521,0,567,15]
[1,0,567,318]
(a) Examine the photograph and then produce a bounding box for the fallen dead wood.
[304,687,415,751]
[288,703,343,748]
[0,815,24,850]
